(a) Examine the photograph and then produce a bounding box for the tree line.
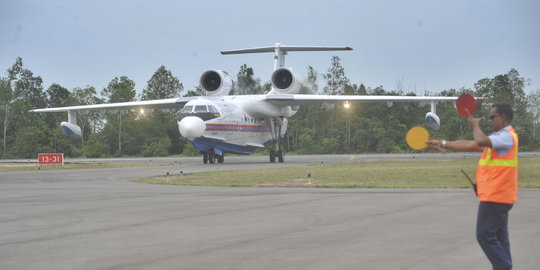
[1,56,539,159]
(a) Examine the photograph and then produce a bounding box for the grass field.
[136,157,540,188]
[0,162,177,172]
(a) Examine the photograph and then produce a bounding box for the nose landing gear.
[202,150,224,164]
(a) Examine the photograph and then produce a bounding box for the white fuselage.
[177,96,293,154]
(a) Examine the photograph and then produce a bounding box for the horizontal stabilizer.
[221,45,353,55]
[221,42,353,70]
[221,47,274,55]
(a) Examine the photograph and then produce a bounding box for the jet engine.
[271,67,302,94]
[200,69,233,96]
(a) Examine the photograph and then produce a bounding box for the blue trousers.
[476,201,513,270]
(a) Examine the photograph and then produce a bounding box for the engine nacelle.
[60,122,82,140]
[271,67,302,94]
[200,69,233,96]
[425,112,441,131]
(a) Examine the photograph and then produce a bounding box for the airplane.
[30,42,465,164]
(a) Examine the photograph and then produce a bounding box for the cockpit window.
[177,104,220,122]
[181,105,193,113]
[194,105,208,113]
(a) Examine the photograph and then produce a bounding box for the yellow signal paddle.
[406,126,446,153]
[406,126,430,150]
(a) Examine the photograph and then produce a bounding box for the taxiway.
[1,153,539,269]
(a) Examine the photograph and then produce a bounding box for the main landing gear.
[270,149,284,163]
[268,117,284,163]
[202,150,224,164]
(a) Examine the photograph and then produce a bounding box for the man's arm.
[468,114,492,148]
[427,111,488,152]
[426,139,484,152]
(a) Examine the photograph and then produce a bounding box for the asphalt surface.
[1,153,539,270]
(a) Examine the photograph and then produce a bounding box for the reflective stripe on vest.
[476,127,518,204]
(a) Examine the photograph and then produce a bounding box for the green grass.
[136,157,540,188]
[0,162,178,172]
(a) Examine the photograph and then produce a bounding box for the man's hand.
[466,108,485,128]
[466,108,491,148]
[426,139,446,153]
[426,139,441,150]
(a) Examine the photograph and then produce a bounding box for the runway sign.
[38,153,64,165]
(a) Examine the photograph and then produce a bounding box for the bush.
[180,142,200,156]
[83,136,107,158]
[141,137,171,157]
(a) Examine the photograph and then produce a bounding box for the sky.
[1,0,539,98]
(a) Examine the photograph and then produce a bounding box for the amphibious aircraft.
[30,42,460,164]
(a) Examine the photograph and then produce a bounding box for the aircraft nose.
[178,116,206,140]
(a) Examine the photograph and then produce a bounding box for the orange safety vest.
[476,127,519,204]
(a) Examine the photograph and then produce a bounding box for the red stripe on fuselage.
[205,123,271,133]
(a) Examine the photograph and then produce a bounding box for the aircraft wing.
[29,97,195,113]
[264,94,467,106]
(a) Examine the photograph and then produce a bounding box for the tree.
[321,56,351,133]
[138,66,184,155]
[8,57,46,109]
[82,134,107,158]
[474,69,533,148]
[73,86,104,132]
[101,76,136,154]
[288,66,320,153]
[322,56,350,95]
[184,86,205,97]
[101,76,136,103]
[13,121,53,158]
[300,66,319,94]
[141,137,171,157]
[141,66,183,100]
[45,83,71,126]
[72,86,104,148]
[0,77,13,154]
[527,89,540,140]
[46,83,71,108]
[44,83,74,152]
[234,64,263,95]
[357,84,367,95]
[2,57,48,157]
[475,69,526,108]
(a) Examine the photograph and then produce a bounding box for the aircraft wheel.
[217,155,224,164]
[209,153,215,164]
[277,150,284,163]
[203,153,208,164]
[270,150,276,163]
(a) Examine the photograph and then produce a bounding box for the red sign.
[38,153,64,165]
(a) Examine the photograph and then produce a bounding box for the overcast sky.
[1,0,539,98]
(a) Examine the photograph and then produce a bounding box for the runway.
[1,154,539,269]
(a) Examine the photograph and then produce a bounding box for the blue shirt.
[488,125,514,156]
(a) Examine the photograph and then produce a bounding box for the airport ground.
[1,153,539,270]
